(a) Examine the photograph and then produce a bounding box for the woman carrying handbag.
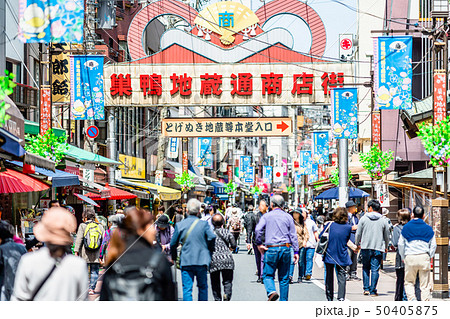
[318,207,359,301]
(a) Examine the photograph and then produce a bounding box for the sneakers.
[338,298,345,301]
[297,278,303,283]
[351,275,361,281]
[370,293,378,297]
[223,294,229,301]
[304,275,311,281]
[289,277,294,284]
[268,292,279,301]
[89,289,96,295]
[363,291,370,295]
[256,277,262,283]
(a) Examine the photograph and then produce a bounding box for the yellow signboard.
[119,154,146,179]
[51,45,71,103]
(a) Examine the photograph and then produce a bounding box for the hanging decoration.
[417,117,450,167]
[0,71,16,127]
[330,169,353,187]
[174,171,195,192]
[225,181,237,195]
[286,186,295,194]
[25,129,68,164]
[359,145,393,180]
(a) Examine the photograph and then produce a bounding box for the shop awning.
[0,128,25,157]
[24,153,55,172]
[385,180,444,195]
[74,193,100,207]
[9,161,79,187]
[117,179,181,201]
[24,119,66,138]
[65,144,121,166]
[396,168,432,184]
[85,183,137,200]
[0,168,50,194]
[203,176,219,183]
[211,181,225,194]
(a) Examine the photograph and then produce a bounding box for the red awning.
[0,168,50,194]
[85,183,137,200]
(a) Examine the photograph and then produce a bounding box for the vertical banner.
[263,166,273,184]
[239,156,251,178]
[197,137,213,168]
[245,166,255,184]
[282,159,288,176]
[294,172,301,185]
[273,167,283,183]
[313,131,330,164]
[51,46,70,103]
[299,150,312,175]
[309,163,319,183]
[434,72,447,123]
[372,112,381,147]
[374,36,412,110]
[331,87,358,139]
[18,0,84,43]
[168,138,179,159]
[39,87,51,135]
[227,165,232,182]
[70,55,105,120]
[182,151,188,173]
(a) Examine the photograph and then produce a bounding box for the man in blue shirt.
[255,195,299,301]
[346,200,360,281]
[171,199,216,301]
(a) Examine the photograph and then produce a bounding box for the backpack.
[105,251,167,301]
[229,215,241,232]
[83,222,103,251]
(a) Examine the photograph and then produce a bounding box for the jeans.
[297,247,306,279]
[181,265,208,301]
[253,243,264,279]
[88,263,100,290]
[361,249,383,294]
[305,247,315,276]
[289,248,295,278]
[395,268,407,301]
[325,263,347,301]
[263,246,291,301]
[210,269,233,301]
[346,247,358,277]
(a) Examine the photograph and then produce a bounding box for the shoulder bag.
[315,221,333,255]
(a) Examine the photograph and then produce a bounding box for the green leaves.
[225,181,237,195]
[359,145,394,180]
[417,117,450,167]
[174,171,195,192]
[25,129,68,164]
[250,185,262,194]
[330,169,353,187]
[0,70,16,128]
[286,186,295,194]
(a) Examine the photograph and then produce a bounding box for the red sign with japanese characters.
[434,72,447,123]
[182,151,188,173]
[40,88,51,136]
[372,112,381,148]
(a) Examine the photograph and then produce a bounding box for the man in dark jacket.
[0,221,27,301]
[346,200,360,281]
[170,199,216,301]
[246,199,268,283]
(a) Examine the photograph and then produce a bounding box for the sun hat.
[155,214,170,228]
[33,207,77,245]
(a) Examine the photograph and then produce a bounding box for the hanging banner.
[197,137,213,168]
[167,138,179,159]
[372,112,381,148]
[433,72,447,123]
[263,166,273,184]
[39,87,51,135]
[18,0,84,43]
[313,131,330,165]
[309,163,319,183]
[331,87,358,139]
[70,55,105,120]
[294,172,302,185]
[299,150,312,175]
[51,45,70,103]
[374,36,412,110]
[273,167,283,183]
[244,166,255,184]
[282,159,288,176]
[239,155,252,182]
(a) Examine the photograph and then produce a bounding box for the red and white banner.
[372,112,381,148]
[273,167,283,183]
[39,88,51,135]
[434,72,447,123]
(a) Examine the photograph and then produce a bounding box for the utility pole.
[155,107,168,182]
[338,139,349,206]
[84,0,96,152]
[0,1,5,73]
[430,1,449,299]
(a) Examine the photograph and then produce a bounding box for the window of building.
[6,60,21,84]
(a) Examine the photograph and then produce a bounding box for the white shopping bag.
[314,253,324,269]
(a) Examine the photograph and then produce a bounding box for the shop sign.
[104,63,353,107]
[118,154,145,179]
[39,88,51,135]
[433,72,447,123]
[162,117,292,137]
[372,112,381,147]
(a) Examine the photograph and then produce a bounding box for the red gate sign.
[40,88,51,135]
[372,112,381,148]
[434,72,447,123]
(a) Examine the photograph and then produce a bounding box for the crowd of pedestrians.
[0,193,440,302]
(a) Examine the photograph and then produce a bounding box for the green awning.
[396,168,432,184]
[65,144,121,166]
[24,120,66,137]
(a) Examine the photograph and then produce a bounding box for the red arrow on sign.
[277,121,289,132]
